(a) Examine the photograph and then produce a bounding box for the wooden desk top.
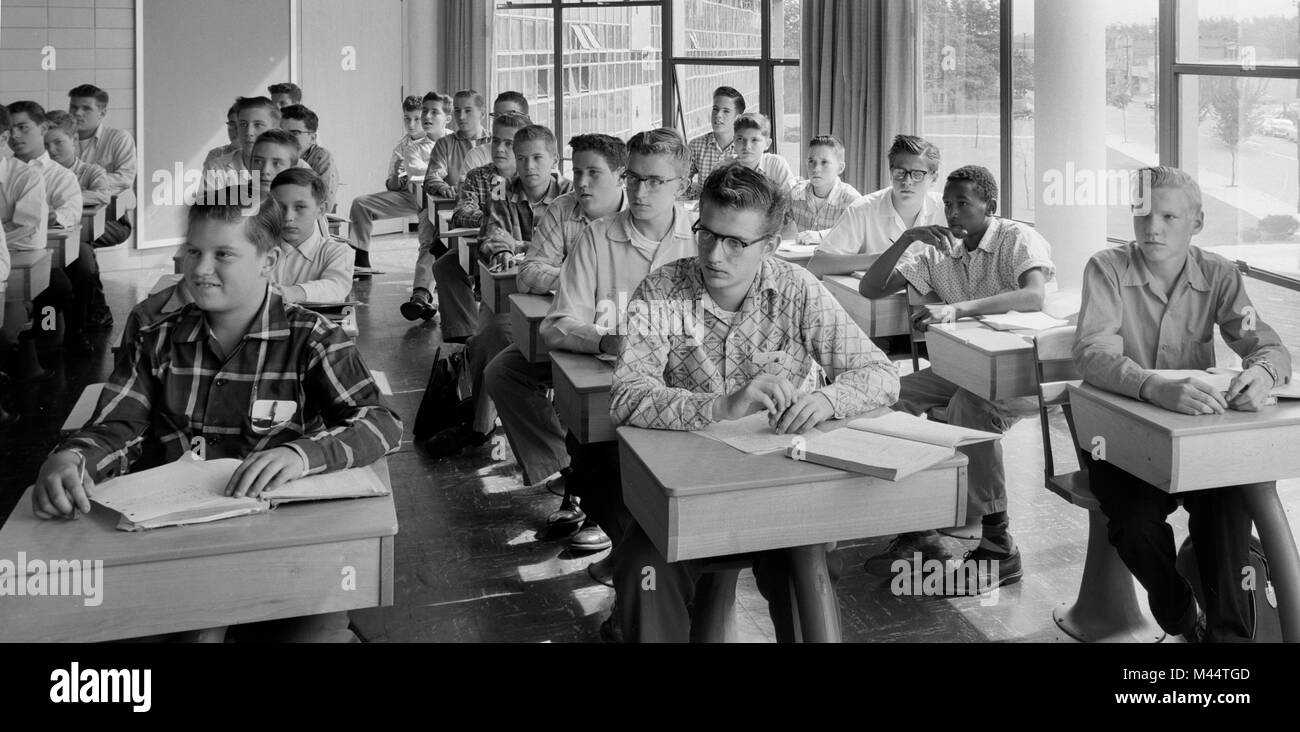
[510,292,554,319]
[928,320,1035,354]
[1069,381,1300,437]
[550,350,613,393]
[0,459,397,572]
[8,249,52,271]
[618,423,967,498]
[46,225,76,241]
[478,261,518,281]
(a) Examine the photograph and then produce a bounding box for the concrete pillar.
[1034,1,1107,291]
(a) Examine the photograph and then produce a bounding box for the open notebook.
[1152,369,1300,400]
[785,412,1001,481]
[978,311,1069,331]
[88,452,389,531]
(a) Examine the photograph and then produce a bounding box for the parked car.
[1262,118,1297,140]
[1012,97,1033,119]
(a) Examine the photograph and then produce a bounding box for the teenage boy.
[732,112,794,191]
[68,84,137,248]
[685,86,745,198]
[858,165,1054,587]
[807,135,946,278]
[204,100,242,169]
[280,104,339,211]
[0,105,49,253]
[447,112,532,234]
[421,91,451,142]
[463,91,530,173]
[1075,166,1292,642]
[348,95,437,274]
[421,124,572,457]
[249,130,303,196]
[609,163,900,641]
[203,96,281,186]
[268,82,303,110]
[270,168,354,304]
[534,128,697,553]
[789,135,861,239]
[7,102,82,229]
[31,197,401,643]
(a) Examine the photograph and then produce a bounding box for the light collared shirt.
[0,154,49,251]
[391,133,436,181]
[519,190,628,295]
[67,158,113,207]
[61,286,402,482]
[272,227,355,303]
[752,153,795,192]
[686,132,736,199]
[425,129,491,196]
[478,173,573,262]
[789,178,863,236]
[819,188,946,257]
[301,144,340,211]
[0,224,8,283]
[26,152,83,229]
[610,256,901,431]
[1074,242,1293,400]
[897,216,1055,304]
[76,123,136,209]
[463,144,491,175]
[541,207,697,354]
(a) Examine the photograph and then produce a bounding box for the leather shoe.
[567,520,611,552]
[547,496,585,529]
[863,530,952,577]
[419,424,490,457]
[400,292,437,321]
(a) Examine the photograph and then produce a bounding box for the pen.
[71,451,88,518]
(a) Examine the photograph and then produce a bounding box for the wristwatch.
[1246,358,1280,387]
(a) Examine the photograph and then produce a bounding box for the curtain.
[426,0,493,96]
[802,0,922,194]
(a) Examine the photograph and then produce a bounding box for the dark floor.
[3,232,1298,643]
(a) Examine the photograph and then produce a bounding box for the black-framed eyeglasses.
[620,170,682,192]
[890,168,932,183]
[691,221,772,257]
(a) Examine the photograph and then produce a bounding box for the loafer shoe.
[863,531,951,577]
[567,521,612,553]
[419,424,489,457]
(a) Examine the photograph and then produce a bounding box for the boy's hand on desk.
[226,447,307,499]
[1141,376,1227,416]
[916,303,958,329]
[32,451,94,520]
[713,374,797,422]
[1226,366,1275,412]
[773,392,835,435]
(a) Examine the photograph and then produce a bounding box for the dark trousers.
[564,432,630,546]
[1084,454,1255,642]
[32,241,99,334]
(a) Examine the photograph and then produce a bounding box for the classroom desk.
[46,225,81,267]
[108,191,137,222]
[0,459,397,643]
[619,425,969,642]
[822,277,909,338]
[774,240,816,265]
[81,204,107,244]
[551,351,614,444]
[509,292,554,364]
[1068,382,1300,642]
[3,250,54,335]
[926,320,1038,400]
[436,209,480,273]
[478,260,518,315]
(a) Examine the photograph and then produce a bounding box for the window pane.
[1011,0,1034,221]
[672,64,760,143]
[772,0,801,60]
[776,64,802,174]
[921,0,1002,205]
[1177,1,1300,67]
[494,6,553,105]
[673,0,762,59]
[1104,6,1159,240]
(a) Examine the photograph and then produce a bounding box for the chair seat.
[1047,470,1100,511]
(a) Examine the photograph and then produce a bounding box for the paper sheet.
[1151,369,1300,400]
[91,453,257,524]
[696,412,826,454]
[847,411,1002,448]
[979,311,1069,332]
[792,429,956,482]
[265,465,389,505]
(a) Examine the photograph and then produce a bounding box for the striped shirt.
[610,257,900,431]
[425,130,491,197]
[686,132,736,199]
[789,178,862,235]
[0,155,48,251]
[76,124,136,210]
[518,190,628,294]
[67,158,113,208]
[60,286,403,483]
[450,163,502,230]
[478,173,573,262]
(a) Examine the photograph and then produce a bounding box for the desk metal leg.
[787,544,842,643]
[1241,483,1300,642]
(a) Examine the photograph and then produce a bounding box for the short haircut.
[237,96,281,122]
[1135,165,1203,213]
[186,197,284,255]
[627,128,690,177]
[513,124,557,155]
[6,100,48,126]
[947,165,998,205]
[734,112,771,137]
[44,110,78,137]
[701,162,789,238]
[280,104,319,133]
[271,167,328,204]
[402,95,423,113]
[422,91,450,113]
[888,134,941,174]
[227,98,242,117]
[253,129,301,160]
[713,86,747,115]
[495,90,529,114]
[0,107,8,130]
[569,134,628,172]
[68,84,109,110]
[808,134,845,159]
[268,82,303,103]
[493,111,533,135]
[453,89,486,110]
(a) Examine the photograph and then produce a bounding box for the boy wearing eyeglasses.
[538,128,697,554]
[607,162,899,642]
[807,134,946,278]
[857,164,1055,590]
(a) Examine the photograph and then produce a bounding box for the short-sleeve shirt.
[897,217,1055,303]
